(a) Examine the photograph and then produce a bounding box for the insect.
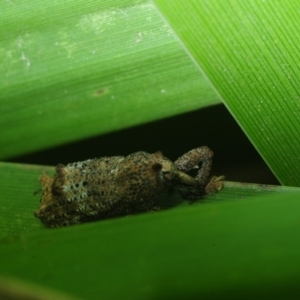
[35,147,224,228]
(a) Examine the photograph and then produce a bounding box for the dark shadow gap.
[9,104,279,185]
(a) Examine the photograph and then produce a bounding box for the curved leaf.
[153,0,300,186]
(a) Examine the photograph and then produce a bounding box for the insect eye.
[152,163,162,172]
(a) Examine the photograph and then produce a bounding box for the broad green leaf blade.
[153,0,300,186]
[0,0,220,159]
[1,191,300,299]
[0,162,48,237]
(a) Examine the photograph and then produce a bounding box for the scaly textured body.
[35,147,223,228]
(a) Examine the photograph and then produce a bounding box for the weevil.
[35,147,223,228]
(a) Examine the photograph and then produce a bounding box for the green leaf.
[1,166,300,299]
[0,162,50,238]
[0,0,220,159]
[2,1,300,298]
[153,0,300,186]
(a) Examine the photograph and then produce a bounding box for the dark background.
[9,104,279,185]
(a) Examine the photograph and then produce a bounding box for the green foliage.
[154,0,300,186]
[1,0,300,298]
[0,0,219,159]
[0,165,300,299]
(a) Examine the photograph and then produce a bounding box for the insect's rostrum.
[35,147,224,228]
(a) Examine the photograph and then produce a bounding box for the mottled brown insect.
[35,147,224,228]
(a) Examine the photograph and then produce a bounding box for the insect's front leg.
[174,147,224,199]
[174,146,213,186]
